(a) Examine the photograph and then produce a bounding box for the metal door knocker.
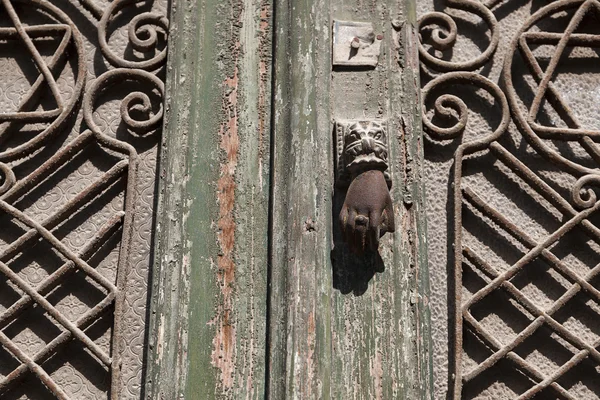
[336,120,395,253]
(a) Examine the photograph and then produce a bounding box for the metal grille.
[420,0,600,398]
[0,0,167,398]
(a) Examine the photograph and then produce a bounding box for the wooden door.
[0,0,431,398]
[147,0,431,399]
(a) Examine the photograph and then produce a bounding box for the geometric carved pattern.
[0,0,167,398]
[420,0,600,398]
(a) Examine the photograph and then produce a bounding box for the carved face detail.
[343,121,388,173]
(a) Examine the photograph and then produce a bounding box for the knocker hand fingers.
[352,214,369,253]
[368,211,383,251]
[385,203,395,233]
[341,208,357,248]
[379,205,395,234]
[340,206,350,232]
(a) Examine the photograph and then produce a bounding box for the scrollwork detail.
[420,1,600,398]
[418,0,499,72]
[0,0,168,398]
[84,69,165,136]
[0,0,87,162]
[421,72,510,152]
[0,162,15,196]
[503,0,600,176]
[99,0,169,70]
[572,174,600,209]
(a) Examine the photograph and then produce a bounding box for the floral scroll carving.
[420,0,600,398]
[0,0,167,398]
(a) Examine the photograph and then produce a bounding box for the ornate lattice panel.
[0,0,167,398]
[420,0,600,398]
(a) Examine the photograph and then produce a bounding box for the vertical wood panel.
[269,0,432,398]
[146,0,272,397]
[268,0,334,397]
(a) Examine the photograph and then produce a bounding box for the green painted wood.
[147,0,430,397]
[267,0,334,397]
[145,0,272,398]
[268,0,432,398]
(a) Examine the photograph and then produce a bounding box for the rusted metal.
[336,120,395,253]
[340,169,395,253]
[98,0,169,70]
[418,0,499,72]
[0,0,86,162]
[0,0,167,398]
[420,0,600,398]
[504,0,600,174]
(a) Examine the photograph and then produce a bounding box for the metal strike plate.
[335,119,391,188]
[332,20,382,67]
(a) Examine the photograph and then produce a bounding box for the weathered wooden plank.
[146,0,272,397]
[267,0,334,398]
[268,0,432,398]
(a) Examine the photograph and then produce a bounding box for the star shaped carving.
[520,0,600,140]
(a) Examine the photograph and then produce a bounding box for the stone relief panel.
[0,0,167,398]
[419,0,600,399]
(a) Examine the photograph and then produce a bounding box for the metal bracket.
[332,20,382,67]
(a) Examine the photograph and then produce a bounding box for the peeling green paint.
[147,0,430,398]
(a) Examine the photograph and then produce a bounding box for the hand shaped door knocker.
[336,120,395,253]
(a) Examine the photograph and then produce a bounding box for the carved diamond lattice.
[0,0,168,398]
[420,0,600,398]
